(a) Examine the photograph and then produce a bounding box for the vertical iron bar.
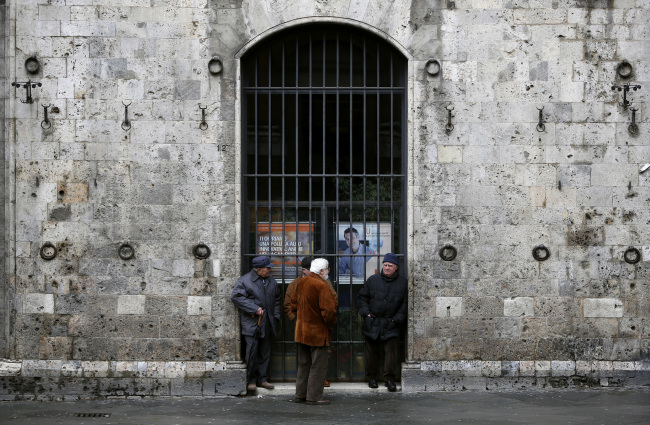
[362,36,367,283]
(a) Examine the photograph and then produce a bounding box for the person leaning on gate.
[230,255,281,392]
[357,253,407,392]
[290,258,338,405]
[283,257,338,387]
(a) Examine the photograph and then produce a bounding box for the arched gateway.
[240,24,408,382]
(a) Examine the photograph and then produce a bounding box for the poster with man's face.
[337,223,392,282]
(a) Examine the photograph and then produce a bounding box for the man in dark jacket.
[231,255,281,392]
[357,253,407,392]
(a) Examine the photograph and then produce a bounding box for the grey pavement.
[1,384,649,425]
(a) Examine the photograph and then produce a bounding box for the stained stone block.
[117,295,145,315]
[584,298,624,318]
[504,297,534,317]
[23,293,54,314]
[187,296,212,316]
[436,297,462,317]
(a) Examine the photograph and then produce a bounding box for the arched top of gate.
[235,17,412,61]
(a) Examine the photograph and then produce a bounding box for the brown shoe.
[306,399,330,405]
[258,381,274,389]
[247,383,257,391]
[324,380,330,387]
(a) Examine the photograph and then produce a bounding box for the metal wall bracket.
[12,80,42,104]
[121,101,132,130]
[445,105,454,134]
[628,107,638,135]
[41,104,51,129]
[198,104,208,130]
[536,107,545,132]
[612,83,641,110]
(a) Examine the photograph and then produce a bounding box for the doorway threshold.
[253,382,401,395]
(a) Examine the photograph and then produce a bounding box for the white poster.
[337,223,392,283]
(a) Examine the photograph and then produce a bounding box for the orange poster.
[256,223,313,280]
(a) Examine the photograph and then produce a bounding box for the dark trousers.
[295,343,328,402]
[244,334,271,385]
[364,336,399,381]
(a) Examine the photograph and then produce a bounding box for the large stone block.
[584,298,624,318]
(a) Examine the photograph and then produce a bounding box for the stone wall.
[1,0,8,359]
[1,0,648,398]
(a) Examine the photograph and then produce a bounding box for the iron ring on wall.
[532,245,550,261]
[623,247,641,264]
[118,243,135,260]
[439,245,457,261]
[193,243,211,260]
[39,242,57,261]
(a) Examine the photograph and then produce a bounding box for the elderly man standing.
[284,257,338,387]
[231,255,281,392]
[290,258,337,405]
[357,253,407,392]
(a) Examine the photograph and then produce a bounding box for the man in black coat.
[357,253,407,392]
[231,255,281,392]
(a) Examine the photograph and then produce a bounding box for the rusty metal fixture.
[25,56,41,74]
[198,104,208,130]
[623,247,641,264]
[193,243,211,260]
[118,243,135,260]
[208,56,223,75]
[12,79,42,104]
[40,242,57,261]
[41,104,51,129]
[628,107,638,135]
[617,60,633,79]
[425,59,440,76]
[532,245,550,262]
[121,100,132,130]
[611,83,641,110]
[445,105,454,134]
[439,245,457,261]
[536,106,545,132]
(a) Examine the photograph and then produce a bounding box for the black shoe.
[289,397,306,403]
[306,399,330,405]
[368,379,378,389]
[386,380,397,392]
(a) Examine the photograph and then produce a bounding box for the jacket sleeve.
[284,278,298,322]
[273,280,281,322]
[357,280,370,317]
[230,276,259,315]
[325,280,338,310]
[391,280,408,325]
[320,285,338,327]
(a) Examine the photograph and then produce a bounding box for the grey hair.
[310,258,329,274]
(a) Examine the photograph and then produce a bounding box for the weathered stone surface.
[1,0,648,398]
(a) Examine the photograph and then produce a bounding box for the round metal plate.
[40,242,57,261]
[425,59,440,76]
[208,57,223,75]
[118,243,135,260]
[25,57,40,74]
[439,245,457,261]
[532,245,550,261]
[617,61,633,79]
[193,243,211,260]
[623,247,641,264]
